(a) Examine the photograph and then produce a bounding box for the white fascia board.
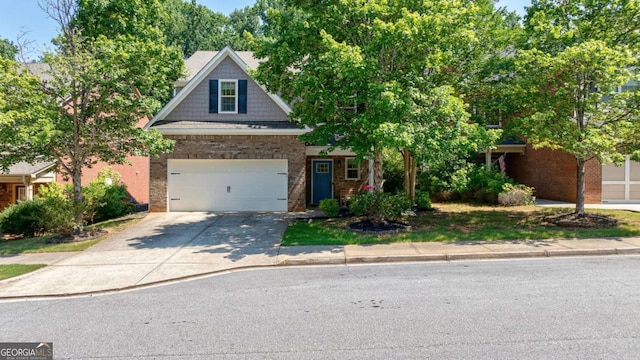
[146,46,292,130]
[158,128,311,136]
[306,146,356,156]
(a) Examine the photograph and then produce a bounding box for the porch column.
[21,175,34,200]
[368,159,374,188]
[485,149,492,170]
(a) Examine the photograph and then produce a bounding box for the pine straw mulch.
[543,212,618,228]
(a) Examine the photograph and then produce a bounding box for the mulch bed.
[543,213,618,228]
[348,220,411,234]
[45,228,108,244]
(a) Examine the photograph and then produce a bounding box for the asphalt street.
[1,256,639,359]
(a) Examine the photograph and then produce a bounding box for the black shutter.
[238,80,247,114]
[209,79,218,113]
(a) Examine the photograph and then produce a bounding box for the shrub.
[36,183,75,235]
[83,168,134,224]
[415,191,432,210]
[319,198,340,217]
[498,184,534,206]
[0,199,48,237]
[349,191,412,225]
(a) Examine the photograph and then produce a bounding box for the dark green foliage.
[415,191,432,210]
[0,199,48,237]
[319,198,340,217]
[349,191,412,226]
[382,150,405,194]
[0,38,17,60]
[422,162,525,205]
[84,180,133,224]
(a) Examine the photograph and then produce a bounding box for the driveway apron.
[0,212,289,297]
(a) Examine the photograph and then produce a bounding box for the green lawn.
[282,204,640,246]
[0,264,46,280]
[0,214,144,255]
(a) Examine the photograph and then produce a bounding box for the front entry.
[312,160,333,204]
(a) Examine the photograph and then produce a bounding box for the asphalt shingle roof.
[152,120,300,130]
[1,161,56,176]
[183,51,261,82]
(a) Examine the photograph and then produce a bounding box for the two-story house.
[145,47,369,212]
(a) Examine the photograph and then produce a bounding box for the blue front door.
[312,160,333,204]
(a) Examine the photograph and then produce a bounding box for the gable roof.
[1,161,56,177]
[145,46,293,131]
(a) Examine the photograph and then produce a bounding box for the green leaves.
[513,0,640,213]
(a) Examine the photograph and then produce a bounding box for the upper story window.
[209,79,248,114]
[472,104,502,128]
[345,158,359,180]
[219,80,237,113]
[619,80,639,93]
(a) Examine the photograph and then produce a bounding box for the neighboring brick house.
[0,63,152,211]
[145,47,369,212]
[0,161,57,209]
[496,79,640,204]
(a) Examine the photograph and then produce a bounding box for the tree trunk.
[72,167,84,233]
[576,157,586,216]
[402,149,418,202]
[373,150,384,191]
[409,156,417,202]
[403,149,411,195]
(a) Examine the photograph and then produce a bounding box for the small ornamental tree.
[513,0,640,215]
[0,0,177,232]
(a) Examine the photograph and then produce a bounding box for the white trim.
[311,159,333,204]
[305,146,356,156]
[157,128,310,136]
[145,46,293,130]
[218,79,238,114]
[602,156,640,202]
[345,157,360,180]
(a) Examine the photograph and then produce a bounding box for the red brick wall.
[150,134,306,212]
[57,157,149,204]
[305,156,370,204]
[507,144,601,203]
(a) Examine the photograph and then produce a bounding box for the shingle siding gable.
[164,57,288,122]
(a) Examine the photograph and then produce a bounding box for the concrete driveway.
[0,212,291,297]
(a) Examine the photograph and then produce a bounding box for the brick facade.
[149,134,306,212]
[305,156,370,204]
[507,144,602,203]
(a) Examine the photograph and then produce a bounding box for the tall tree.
[0,0,175,231]
[72,0,184,107]
[253,0,497,198]
[513,0,640,215]
[0,38,18,60]
[163,0,230,57]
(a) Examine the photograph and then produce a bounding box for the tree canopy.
[513,0,640,214]
[253,0,503,197]
[0,0,176,230]
[0,38,18,60]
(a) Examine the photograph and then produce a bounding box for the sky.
[0,0,531,59]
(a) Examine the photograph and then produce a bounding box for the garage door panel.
[602,157,640,202]
[168,159,288,212]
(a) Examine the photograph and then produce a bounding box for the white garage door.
[602,156,640,203]
[168,159,288,211]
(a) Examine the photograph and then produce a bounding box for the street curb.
[1,247,639,301]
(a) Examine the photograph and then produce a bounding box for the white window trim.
[218,79,238,114]
[345,157,360,180]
